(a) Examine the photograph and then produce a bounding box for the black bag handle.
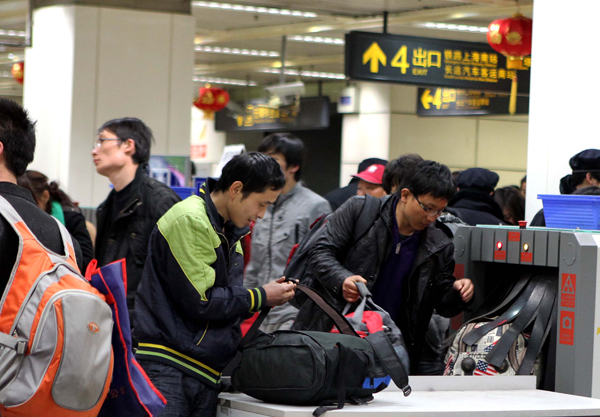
[366,331,411,397]
[241,283,359,348]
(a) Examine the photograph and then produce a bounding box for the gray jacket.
[244,182,331,324]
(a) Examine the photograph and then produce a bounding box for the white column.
[340,82,391,186]
[23,5,195,207]
[525,1,600,221]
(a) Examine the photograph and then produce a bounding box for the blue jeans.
[139,360,219,417]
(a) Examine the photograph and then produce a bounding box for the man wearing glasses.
[293,160,473,375]
[92,117,180,323]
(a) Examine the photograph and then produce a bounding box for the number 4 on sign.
[391,45,410,74]
[421,89,442,110]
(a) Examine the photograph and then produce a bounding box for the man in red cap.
[354,163,387,198]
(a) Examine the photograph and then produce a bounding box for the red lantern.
[193,85,229,119]
[487,14,532,115]
[11,62,24,84]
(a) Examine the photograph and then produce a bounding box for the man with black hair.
[134,152,296,417]
[294,160,473,374]
[244,132,330,332]
[92,117,180,321]
[531,149,600,226]
[0,99,84,291]
[382,153,424,194]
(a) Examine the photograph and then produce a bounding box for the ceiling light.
[0,30,26,37]
[193,76,257,86]
[260,68,345,80]
[289,35,344,45]
[192,2,317,18]
[417,22,488,33]
[195,45,279,57]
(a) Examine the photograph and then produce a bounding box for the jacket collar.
[200,178,250,240]
[99,164,148,211]
[0,181,38,205]
[448,188,504,219]
[276,181,302,204]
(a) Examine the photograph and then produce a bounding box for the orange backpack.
[0,195,113,417]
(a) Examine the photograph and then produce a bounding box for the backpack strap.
[0,331,27,354]
[365,331,411,396]
[352,194,381,245]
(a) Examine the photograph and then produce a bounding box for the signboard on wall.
[345,31,530,94]
[417,87,529,116]
[215,96,330,132]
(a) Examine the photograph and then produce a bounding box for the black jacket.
[293,195,467,373]
[0,182,82,291]
[63,208,94,273]
[446,188,506,226]
[95,165,180,317]
[324,179,358,211]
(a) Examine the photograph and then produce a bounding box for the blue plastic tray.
[171,186,196,200]
[538,194,600,230]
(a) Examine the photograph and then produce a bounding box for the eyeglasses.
[413,194,444,217]
[94,138,121,149]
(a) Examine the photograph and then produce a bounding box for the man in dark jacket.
[0,98,83,291]
[324,157,387,211]
[294,161,474,374]
[92,117,180,322]
[134,152,296,417]
[446,167,506,226]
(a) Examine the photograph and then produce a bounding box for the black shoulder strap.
[353,194,381,245]
[365,331,411,397]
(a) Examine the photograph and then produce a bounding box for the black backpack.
[285,194,381,309]
[231,284,411,416]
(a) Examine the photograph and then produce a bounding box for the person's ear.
[123,138,136,156]
[287,164,300,175]
[39,190,50,210]
[229,181,244,200]
[400,188,411,203]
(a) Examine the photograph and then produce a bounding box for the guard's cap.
[569,149,600,173]
[456,168,499,192]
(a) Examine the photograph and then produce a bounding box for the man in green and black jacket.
[134,152,296,417]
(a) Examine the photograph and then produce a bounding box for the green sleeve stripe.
[255,288,262,309]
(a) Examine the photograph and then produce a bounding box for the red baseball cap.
[351,164,385,185]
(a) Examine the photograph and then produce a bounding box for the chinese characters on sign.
[417,87,529,116]
[346,31,531,94]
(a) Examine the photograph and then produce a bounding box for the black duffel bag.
[231,284,411,416]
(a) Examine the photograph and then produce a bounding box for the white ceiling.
[0,0,534,94]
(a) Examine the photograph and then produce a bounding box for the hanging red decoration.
[193,85,229,119]
[487,14,532,115]
[11,62,24,84]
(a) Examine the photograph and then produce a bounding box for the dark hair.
[570,172,600,189]
[0,99,36,177]
[257,132,305,181]
[214,152,285,198]
[493,186,525,225]
[520,175,527,187]
[98,117,153,165]
[573,186,600,196]
[403,160,455,201]
[382,153,424,194]
[17,170,78,214]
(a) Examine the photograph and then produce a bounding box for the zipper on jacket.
[266,202,279,281]
[116,198,141,221]
[216,229,249,270]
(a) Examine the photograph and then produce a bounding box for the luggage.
[444,274,556,379]
[231,284,410,416]
[86,259,167,417]
[0,195,113,417]
[285,194,380,309]
[331,282,410,374]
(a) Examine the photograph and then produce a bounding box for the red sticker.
[521,252,533,263]
[559,310,575,345]
[508,231,520,242]
[494,250,506,261]
[454,263,465,279]
[561,273,576,308]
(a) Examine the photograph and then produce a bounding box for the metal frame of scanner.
[453,225,600,399]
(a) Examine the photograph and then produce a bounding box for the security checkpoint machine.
[217,224,600,416]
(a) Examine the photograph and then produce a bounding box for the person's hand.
[342,275,367,303]
[263,277,296,307]
[453,278,474,303]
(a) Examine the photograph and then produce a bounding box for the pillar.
[23,2,195,207]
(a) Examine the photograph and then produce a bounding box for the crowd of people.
[0,97,598,417]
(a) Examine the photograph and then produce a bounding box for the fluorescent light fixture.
[418,22,488,33]
[289,35,344,45]
[195,45,279,57]
[193,76,257,86]
[260,68,345,80]
[192,2,317,18]
[0,30,26,37]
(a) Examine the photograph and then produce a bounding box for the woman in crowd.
[18,170,94,272]
[493,186,525,225]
